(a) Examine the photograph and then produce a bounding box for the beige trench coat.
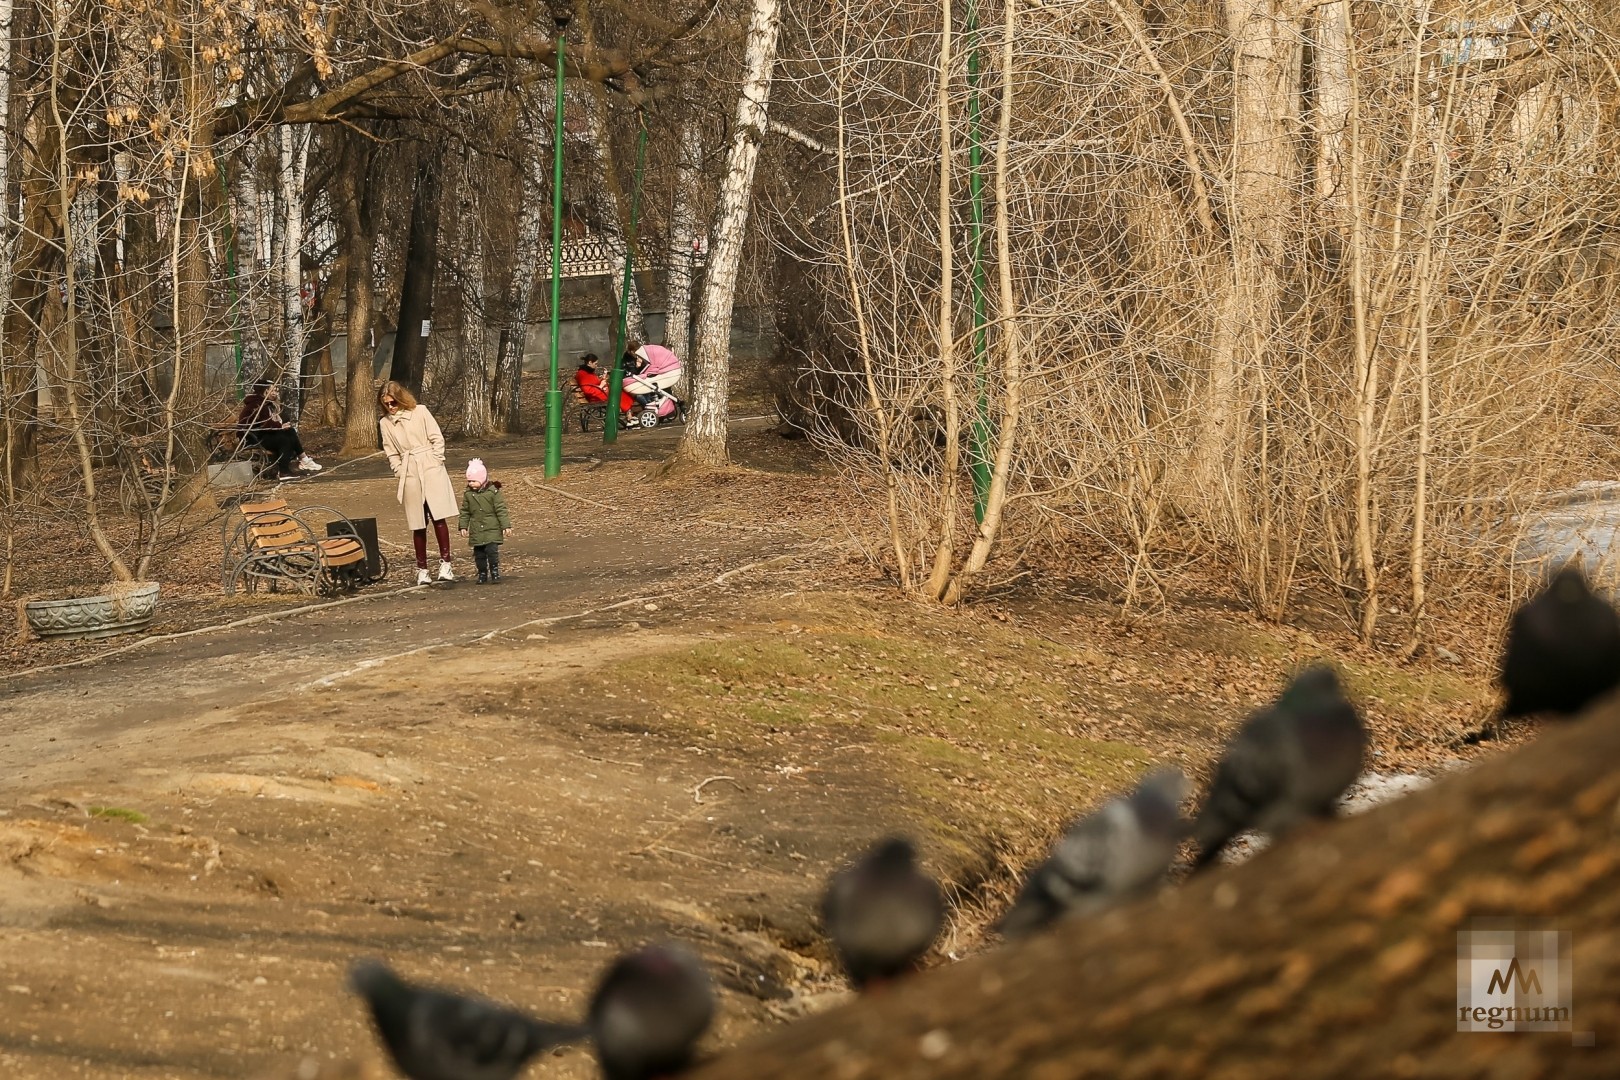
[379,404,459,530]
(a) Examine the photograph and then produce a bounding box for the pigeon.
[1499,565,1620,718]
[588,943,715,1080]
[347,959,585,1080]
[820,836,945,988]
[1191,664,1368,871]
[995,767,1188,939]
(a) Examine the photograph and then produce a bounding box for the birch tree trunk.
[278,123,310,420]
[229,133,278,381]
[493,94,548,434]
[460,170,493,437]
[664,118,704,361]
[676,0,782,468]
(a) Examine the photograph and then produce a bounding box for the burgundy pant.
[413,504,451,568]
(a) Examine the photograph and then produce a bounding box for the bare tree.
[783,0,1620,636]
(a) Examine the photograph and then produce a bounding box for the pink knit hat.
[466,458,488,486]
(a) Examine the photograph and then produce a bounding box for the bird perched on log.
[1191,664,1367,870]
[1499,564,1620,719]
[588,943,715,1080]
[821,836,945,989]
[348,959,585,1080]
[995,768,1188,939]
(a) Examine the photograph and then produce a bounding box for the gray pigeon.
[1499,565,1620,718]
[588,943,715,1080]
[995,767,1188,938]
[821,836,945,989]
[348,959,585,1080]
[1191,664,1368,870]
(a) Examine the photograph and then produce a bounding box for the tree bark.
[1312,1,1351,212]
[677,0,782,468]
[691,703,1620,1078]
[277,123,311,419]
[493,93,548,434]
[338,131,381,454]
[310,254,344,426]
[0,0,31,500]
[664,117,704,361]
[458,169,492,437]
[0,0,13,352]
[1192,0,1302,490]
[165,107,223,494]
[390,149,442,396]
[228,132,274,382]
[1,110,63,494]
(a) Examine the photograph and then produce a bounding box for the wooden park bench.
[220,498,387,597]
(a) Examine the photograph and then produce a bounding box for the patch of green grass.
[572,600,1156,854]
[88,806,148,824]
[1339,661,1482,712]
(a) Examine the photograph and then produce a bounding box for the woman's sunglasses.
[382,399,397,410]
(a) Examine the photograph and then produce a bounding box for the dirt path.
[1,437,877,1080]
[0,425,1501,1079]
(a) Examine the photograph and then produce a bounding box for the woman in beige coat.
[378,381,460,584]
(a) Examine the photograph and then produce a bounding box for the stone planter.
[24,582,162,641]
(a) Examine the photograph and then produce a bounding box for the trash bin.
[330,517,383,582]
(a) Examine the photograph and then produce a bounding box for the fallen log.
[691,702,1620,1078]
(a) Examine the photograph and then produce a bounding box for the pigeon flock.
[343,565,1620,1079]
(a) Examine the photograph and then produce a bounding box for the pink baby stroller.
[624,344,689,429]
[633,384,688,429]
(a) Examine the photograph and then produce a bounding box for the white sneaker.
[415,567,431,585]
[438,560,454,582]
[299,455,322,472]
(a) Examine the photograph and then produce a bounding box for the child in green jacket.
[458,458,512,583]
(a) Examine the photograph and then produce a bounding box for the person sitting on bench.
[574,354,634,416]
[238,379,321,480]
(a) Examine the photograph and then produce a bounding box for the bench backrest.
[238,500,314,554]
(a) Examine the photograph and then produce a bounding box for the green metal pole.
[604,120,647,445]
[965,0,992,524]
[216,153,245,401]
[543,23,568,478]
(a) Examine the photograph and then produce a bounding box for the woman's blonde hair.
[378,380,417,411]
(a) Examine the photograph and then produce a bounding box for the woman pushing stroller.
[621,340,685,422]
